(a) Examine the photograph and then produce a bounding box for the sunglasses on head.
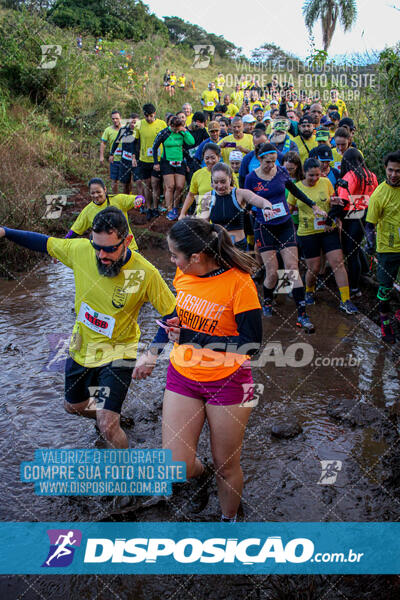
[90,236,125,253]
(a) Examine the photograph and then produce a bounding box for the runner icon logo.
[42,529,82,567]
[276,270,300,294]
[43,195,67,220]
[38,45,62,70]
[192,45,215,69]
[318,460,343,485]
[88,386,110,410]
[240,383,264,407]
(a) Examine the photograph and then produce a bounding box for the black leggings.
[341,218,365,289]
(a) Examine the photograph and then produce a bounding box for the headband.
[258,151,277,157]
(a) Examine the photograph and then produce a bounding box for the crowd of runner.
[2,72,400,523]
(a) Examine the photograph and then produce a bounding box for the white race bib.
[188,148,197,158]
[77,302,115,339]
[147,147,153,157]
[114,147,122,156]
[314,217,326,230]
[122,150,132,161]
[207,101,214,107]
[265,202,287,221]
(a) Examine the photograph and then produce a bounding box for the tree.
[163,16,236,58]
[302,0,357,52]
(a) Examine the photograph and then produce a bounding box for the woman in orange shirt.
[162,218,262,522]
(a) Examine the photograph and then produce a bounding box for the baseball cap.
[339,117,355,130]
[208,120,220,131]
[242,114,256,123]
[315,128,330,141]
[287,101,294,109]
[320,115,333,126]
[309,144,333,162]
[270,100,278,105]
[253,106,264,113]
[272,118,290,132]
[329,111,341,121]
[299,115,314,125]
[229,150,243,162]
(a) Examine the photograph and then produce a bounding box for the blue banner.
[0,522,398,574]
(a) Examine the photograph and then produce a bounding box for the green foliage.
[48,0,168,41]
[163,16,237,59]
[250,43,299,66]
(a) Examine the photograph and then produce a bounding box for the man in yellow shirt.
[215,72,225,100]
[218,116,254,164]
[325,89,348,118]
[231,84,244,109]
[366,150,400,343]
[1,207,176,448]
[201,82,219,120]
[222,94,239,118]
[178,73,185,89]
[182,103,193,126]
[133,103,166,220]
[100,110,122,194]
[292,116,318,164]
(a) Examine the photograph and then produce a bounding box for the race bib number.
[188,148,197,158]
[265,202,287,221]
[147,147,153,157]
[169,160,182,167]
[314,217,326,230]
[207,101,214,107]
[114,147,122,156]
[122,150,132,161]
[77,302,115,339]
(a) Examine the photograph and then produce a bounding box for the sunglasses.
[90,237,125,253]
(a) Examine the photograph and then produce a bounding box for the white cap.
[229,150,243,162]
[242,114,256,123]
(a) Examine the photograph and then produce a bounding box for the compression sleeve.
[65,230,78,239]
[178,308,262,355]
[3,228,49,253]
[149,309,178,355]
[285,180,315,208]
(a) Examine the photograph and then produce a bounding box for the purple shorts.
[165,362,254,406]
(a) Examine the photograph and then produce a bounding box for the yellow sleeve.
[287,192,297,207]
[47,237,76,268]
[144,268,176,316]
[70,205,92,235]
[114,194,137,211]
[189,172,199,195]
[366,188,381,224]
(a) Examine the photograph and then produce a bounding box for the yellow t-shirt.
[101,126,122,162]
[185,113,193,126]
[134,119,166,163]
[47,239,176,367]
[325,98,347,118]
[225,103,239,118]
[219,134,254,164]
[202,90,219,111]
[70,194,139,251]
[170,75,177,86]
[231,91,244,109]
[250,101,263,111]
[292,135,318,164]
[178,76,185,88]
[215,76,225,89]
[330,148,343,170]
[366,182,400,253]
[287,177,335,236]
[189,167,213,215]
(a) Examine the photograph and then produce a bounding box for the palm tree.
[303,0,358,52]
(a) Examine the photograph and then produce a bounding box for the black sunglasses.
[90,236,125,253]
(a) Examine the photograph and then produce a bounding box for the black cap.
[309,144,333,162]
[329,111,341,121]
[339,117,355,130]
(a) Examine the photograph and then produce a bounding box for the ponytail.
[168,218,258,274]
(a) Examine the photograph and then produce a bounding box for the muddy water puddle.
[1,248,399,598]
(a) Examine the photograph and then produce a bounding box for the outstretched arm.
[1,227,49,253]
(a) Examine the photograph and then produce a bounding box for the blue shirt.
[245,166,292,225]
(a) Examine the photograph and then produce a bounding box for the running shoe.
[305,292,315,305]
[262,303,273,317]
[189,463,214,513]
[152,208,160,218]
[339,300,358,314]
[145,208,153,222]
[166,208,178,221]
[381,318,396,344]
[296,313,315,333]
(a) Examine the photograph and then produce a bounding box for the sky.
[144,0,400,60]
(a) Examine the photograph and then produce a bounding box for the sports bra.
[209,188,244,231]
